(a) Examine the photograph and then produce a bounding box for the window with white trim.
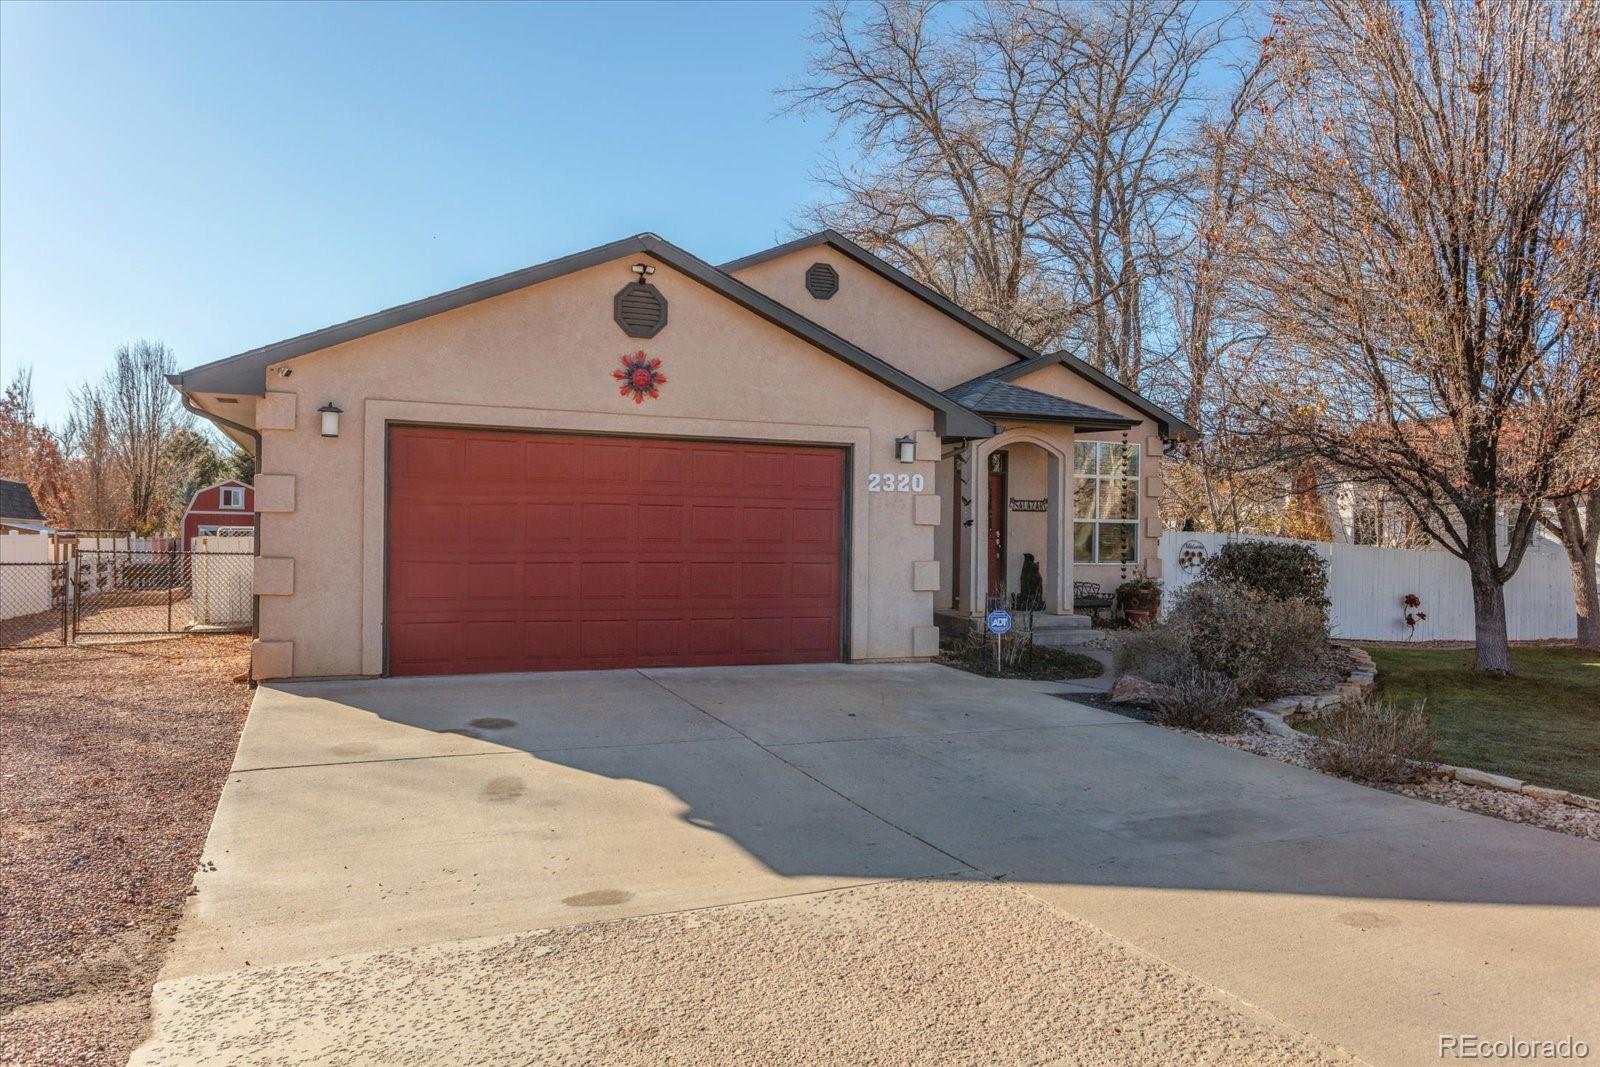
[1073,441,1139,563]
[219,486,245,509]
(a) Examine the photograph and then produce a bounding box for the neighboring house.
[180,479,255,547]
[168,229,1194,681]
[0,477,49,533]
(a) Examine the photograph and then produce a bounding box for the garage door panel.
[465,437,523,483]
[739,506,787,542]
[579,502,633,542]
[690,505,737,542]
[523,503,575,544]
[523,562,576,599]
[638,504,684,541]
[389,428,843,675]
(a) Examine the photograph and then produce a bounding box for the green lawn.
[1361,645,1600,798]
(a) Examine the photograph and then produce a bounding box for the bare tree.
[1032,0,1233,385]
[788,1,1086,349]
[1236,0,1600,673]
[64,341,188,534]
[64,381,118,529]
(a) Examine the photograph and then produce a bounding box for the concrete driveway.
[138,664,1600,1065]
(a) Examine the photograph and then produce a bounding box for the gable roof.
[169,234,993,439]
[950,351,1197,441]
[945,379,1136,431]
[0,478,46,522]
[723,230,1197,441]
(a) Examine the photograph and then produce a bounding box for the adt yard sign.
[986,610,1012,635]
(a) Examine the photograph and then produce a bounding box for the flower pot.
[1124,606,1155,627]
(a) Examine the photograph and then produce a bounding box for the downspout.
[177,390,264,667]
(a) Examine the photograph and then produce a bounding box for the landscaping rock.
[1108,674,1177,708]
[1520,784,1572,805]
[1454,767,1524,792]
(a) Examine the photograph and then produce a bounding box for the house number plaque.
[1009,497,1047,512]
[867,472,927,493]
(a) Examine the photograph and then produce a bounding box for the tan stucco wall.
[252,256,942,678]
[731,248,1014,390]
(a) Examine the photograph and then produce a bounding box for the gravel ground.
[1191,725,1600,843]
[0,636,252,1067]
[135,880,1351,1067]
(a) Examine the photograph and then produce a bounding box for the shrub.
[1112,620,1194,685]
[1154,669,1246,733]
[1311,698,1436,783]
[1169,582,1328,699]
[1200,540,1329,609]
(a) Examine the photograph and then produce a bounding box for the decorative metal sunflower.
[613,350,667,404]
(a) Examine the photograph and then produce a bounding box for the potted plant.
[1115,577,1163,627]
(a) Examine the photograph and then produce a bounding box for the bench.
[1073,581,1114,622]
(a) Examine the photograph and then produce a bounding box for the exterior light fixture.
[318,402,343,438]
[630,263,656,282]
[895,435,917,463]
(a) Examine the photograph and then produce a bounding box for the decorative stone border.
[1245,645,1600,813]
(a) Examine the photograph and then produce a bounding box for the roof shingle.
[944,379,1136,429]
[0,478,46,522]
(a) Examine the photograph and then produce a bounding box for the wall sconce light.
[318,402,343,438]
[895,435,917,464]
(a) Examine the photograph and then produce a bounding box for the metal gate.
[72,549,254,637]
[0,561,71,647]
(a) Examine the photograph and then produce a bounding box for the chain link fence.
[0,562,70,647]
[0,548,254,648]
[74,549,254,637]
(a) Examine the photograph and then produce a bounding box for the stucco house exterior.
[168,230,1193,681]
[180,479,255,547]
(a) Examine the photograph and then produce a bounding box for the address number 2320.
[868,472,926,493]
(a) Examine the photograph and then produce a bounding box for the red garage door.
[387,427,845,676]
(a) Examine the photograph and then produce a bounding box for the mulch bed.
[0,636,252,1066]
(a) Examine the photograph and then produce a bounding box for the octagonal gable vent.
[614,282,668,338]
[805,262,840,300]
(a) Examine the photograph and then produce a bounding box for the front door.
[987,452,1007,603]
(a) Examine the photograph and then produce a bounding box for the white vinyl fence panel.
[190,534,254,627]
[1159,531,1580,641]
[0,532,53,620]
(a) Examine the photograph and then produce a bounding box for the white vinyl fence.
[1159,531,1581,641]
[190,534,254,627]
[0,532,53,620]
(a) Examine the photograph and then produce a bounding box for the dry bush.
[1154,669,1246,734]
[1171,583,1328,699]
[1111,620,1194,685]
[1311,697,1437,784]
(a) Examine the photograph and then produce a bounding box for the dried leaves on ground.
[0,636,251,1066]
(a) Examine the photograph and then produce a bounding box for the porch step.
[1030,626,1110,649]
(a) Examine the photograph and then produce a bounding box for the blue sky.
[0,1,833,425]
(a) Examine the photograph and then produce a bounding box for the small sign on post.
[986,609,1012,674]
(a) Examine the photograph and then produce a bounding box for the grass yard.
[1362,644,1600,798]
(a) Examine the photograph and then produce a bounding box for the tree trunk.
[1547,493,1600,651]
[1573,553,1600,650]
[1467,550,1514,674]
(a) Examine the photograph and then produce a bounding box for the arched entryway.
[953,429,1073,616]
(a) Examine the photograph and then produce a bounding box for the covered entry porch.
[933,418,1154,628]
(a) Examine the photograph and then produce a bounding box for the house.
[180,479,255,547]
[168,230,1193,681]
[0,477,49,533]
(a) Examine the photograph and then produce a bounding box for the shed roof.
[0,478,46,522]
